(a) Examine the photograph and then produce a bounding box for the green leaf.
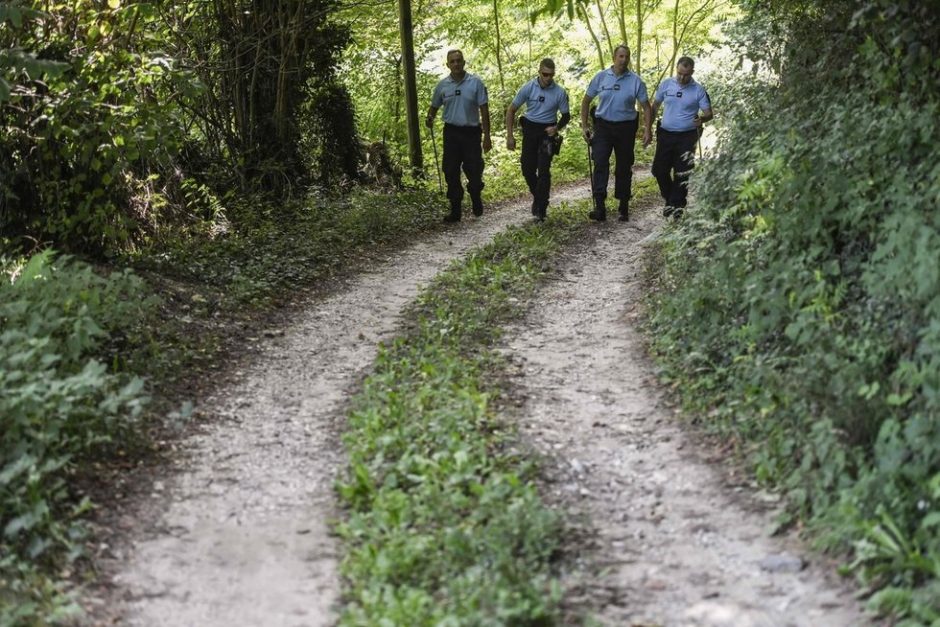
[0,5,23,28]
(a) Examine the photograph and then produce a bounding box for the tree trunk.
[596,0,615,59]
[493,0,505,91]
[618,0,628,45]
[634,0,643,74]
[398,0,424,174]
[578,3,606,69]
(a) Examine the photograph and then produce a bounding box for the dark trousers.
[591,118,638,209]
[652,128,698,208]
[520,120,555,215]
[443,124,484,215]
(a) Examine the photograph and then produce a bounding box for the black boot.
[618,199,629,222]
[444,200,461,223]
[536,203,547,222]
[588,198,606,222]
[470,194,483,217]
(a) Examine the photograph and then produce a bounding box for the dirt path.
[500,195,869,626]
[85,186,591,626]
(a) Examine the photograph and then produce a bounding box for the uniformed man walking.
[580,44,652,222]
[426,49,493,223]
[505,58,571,222]
[651,56,713,219]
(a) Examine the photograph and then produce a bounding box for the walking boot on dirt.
[618,198,629,222]
[589,196,607,222]
[470,192,484,217]
[467,184,483,218]
[443,199,461,223]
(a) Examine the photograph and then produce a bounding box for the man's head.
[538,58,555,88]
[446,49,466,77]
[676,56,694,85]
[612,45,630,74]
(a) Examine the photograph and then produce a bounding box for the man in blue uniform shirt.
[426,49,493,223]
[580,44,652,222]
[651,56,713,218]
[505,58,571,222]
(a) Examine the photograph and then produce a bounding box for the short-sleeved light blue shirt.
[585,68,649,122]
[654,77,711,132]
[511,78,570,124]
[431,72,489,126]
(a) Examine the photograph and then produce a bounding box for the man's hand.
[425,116,434,129]
[546,125,558,137]
[483,136,493,153]
[506,136,516,151]
[643,127,652,148]
[582,127,593,143]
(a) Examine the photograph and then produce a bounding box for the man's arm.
[641,99,653,148]
[695,107,713,127]
[505,103,519,150]
[580,94,593,142]
[480,103,492,152]
[546,111,571,137]
[426,105,439,129]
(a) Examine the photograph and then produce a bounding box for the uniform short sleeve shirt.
[586,68,648,122]
[511,78,570,124]
[432,73,489,126]
[654,77,711,132]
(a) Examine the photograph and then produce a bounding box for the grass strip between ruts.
[336,201,591,625]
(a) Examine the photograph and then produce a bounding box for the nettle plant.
[0,251,153,601]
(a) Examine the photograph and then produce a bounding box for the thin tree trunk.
[618,0,628,45]
[578,3,606,69]
[595,0,614,59]
[656,0,720,86]
[634,0,643,74]
[526,0,532,64]
[493,0,505,91]
[398,0,423,174]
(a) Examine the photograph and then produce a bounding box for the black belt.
[657,126,698,135]
[596,117,637,125]
[521,117,553,127]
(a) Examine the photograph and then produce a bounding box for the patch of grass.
[336,202,589,625]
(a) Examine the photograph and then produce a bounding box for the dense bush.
[0,1,363,256]
[0,250,153,620]
[645,1,940,621]
[0,2,193,254]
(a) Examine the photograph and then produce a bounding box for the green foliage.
[301,83,363,189]
[644,0,940,622]
[1,1,194,254]
[169,0,354,193]
[0,250,154,621]
[337,203,588,624]
[140,189,446,307]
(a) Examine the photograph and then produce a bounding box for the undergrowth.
[336,202,590,624]
[642,2,940,623]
